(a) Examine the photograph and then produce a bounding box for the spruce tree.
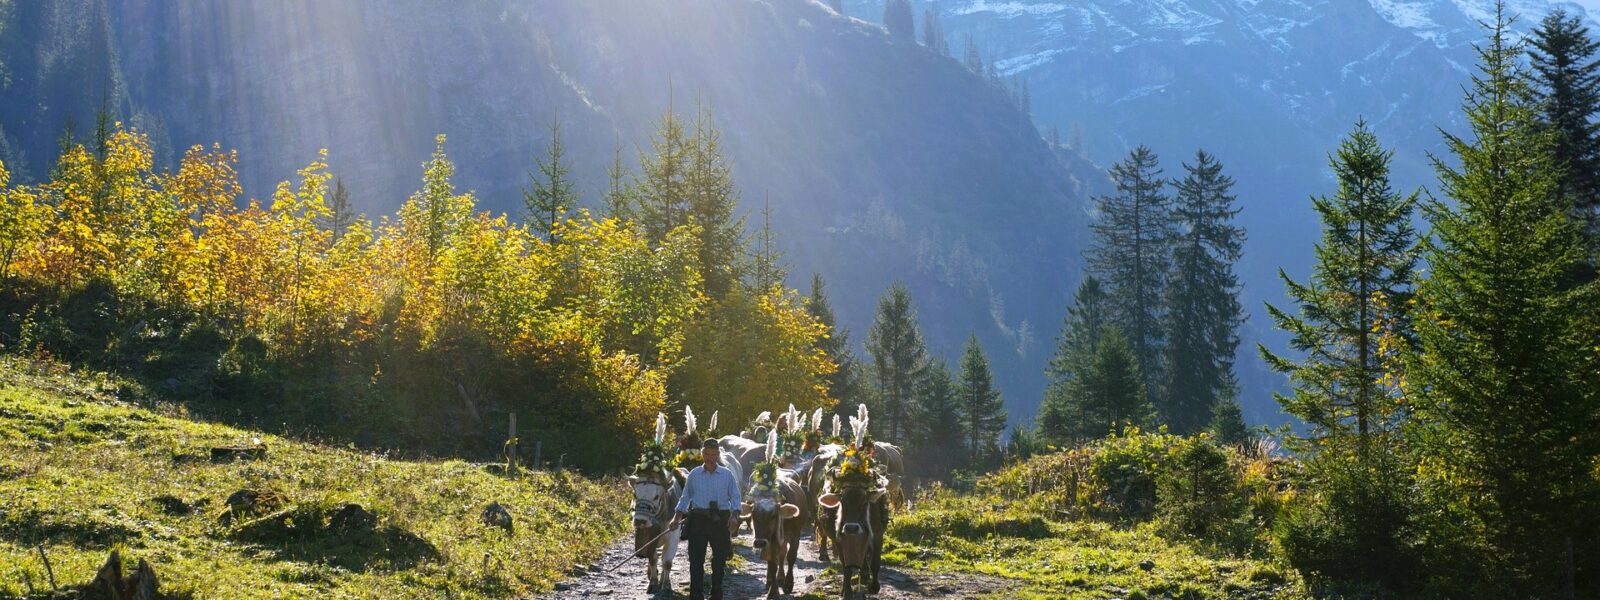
[686,101,746,298]
[1087,146,1173,410]
[1207,397,1249,446]
[751,193,786,291]
[963,34,983,75]
[635,105,691,244]
[884,0,915,41]
[809,273,863,407]
[1412,6,1599,591]
[921,4,948,56]
[1161,150,1245,433]
[911,360,964,479]
[524,113,576,243]
[1261,120,1417,445]
[866,281,931,443]
[1039,277,1111,444]
[956,334,1007,469]
[604,140,633,221]
[325,176,356,242]
[1075,328,1152,438]
[1529,8,1600,257]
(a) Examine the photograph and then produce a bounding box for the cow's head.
[628,471,675,557]
[742,494,800,561]
[819,482,885,568]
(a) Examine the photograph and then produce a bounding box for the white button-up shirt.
[675,463,741,514]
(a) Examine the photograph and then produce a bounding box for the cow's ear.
[741,501,754,517]
[819,493,840,509]
[674,467,689,480]
[627,475,639,484]
[780,503,801,519]
[869,488,887,502]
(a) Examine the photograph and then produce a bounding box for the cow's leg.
[867,541,882,594]
[784,538,798,593]
[646,547,658,594]
[662,533,679,595]
[815,522,830,562]
[841,566,854,600]
[766,558,778,599]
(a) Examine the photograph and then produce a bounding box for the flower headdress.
[750,428,782,496]
[635,413,676,478]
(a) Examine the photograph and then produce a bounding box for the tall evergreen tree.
[1075,328,1153,438]
[686,101,747,298]
[604,140,633,221]
[635,105,691,244]
[921,4,949,56]
[1087,146,1173,408]
[1261,120,1417,445]
[809,273,863,407]
[325,176,356,243]
[751,193,786,291]
[1529,8,1600,256]
[963,34,983,75]
[910,360,964,480]
[524,113,576,243]
[1161,150,1245,433]
[956,334,1007,469]
[884,0,915,41]
[1412,6,1599,592]
[866,282,931,443]
[1207,397,1249,446]
[1038,277,1111,444]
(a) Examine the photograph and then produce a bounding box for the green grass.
[0,358,628,598]
[884,492,1308,600]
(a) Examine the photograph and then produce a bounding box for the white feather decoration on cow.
[848,416,862,446]
[766,428,778,462]
[832,414,842,438]
[857,403,869,425]
[684,405,697,436]
[811,408,824,432]
[654,413,667,444]
[786,404,800,432]
[708,411,718,434]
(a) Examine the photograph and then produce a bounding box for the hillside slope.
[0,0,1096,422]
[0,359,627,598]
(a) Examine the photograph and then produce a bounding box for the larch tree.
[686,101,747,299]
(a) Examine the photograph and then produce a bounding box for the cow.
[742,468,808,599]
[719,435,766,493]
[872,441,910,510]
[627,469,683,596]
[798,444,844,561]
[819,475,889,598]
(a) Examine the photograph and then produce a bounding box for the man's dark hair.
[702,438,720,451]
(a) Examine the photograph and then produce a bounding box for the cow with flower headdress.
[628,413,683,596]
[817,405,891,597]
[740,429,809,599]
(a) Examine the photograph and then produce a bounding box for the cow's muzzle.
[841,523,864,536]
[752,538,768,549]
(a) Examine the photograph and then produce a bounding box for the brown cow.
[742,468,808,598]
[819,475,889,597]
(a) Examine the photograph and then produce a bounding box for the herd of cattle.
[628,405,908,599]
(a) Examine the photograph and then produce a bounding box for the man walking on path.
[669,438,742,600]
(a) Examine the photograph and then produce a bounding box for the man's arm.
[725,470,741,510]
[675,472,693,514]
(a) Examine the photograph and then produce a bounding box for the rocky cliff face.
[1,0,1097,426]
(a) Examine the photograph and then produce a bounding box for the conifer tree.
[1076,328,1152,438]
[910,360,964,479]
[1087,146,1173,408]
[956,334,1007,469]
[524,113,575,243]
[1412,6,1599,591]
[1261,120,1416,445]
[809,273,863,406]
[1161,150,1245,433]
[751,193,785,291]
[604,140,633,221]
[963,34,983,75]
[686,102,746,298]
[866,281,931,443]
[1039,277,1110,444]
[884,0,915,41]
[1207,397,1249,446]
[1530,8,1600,256]
[325,176,356,243]
[921,4,949,56]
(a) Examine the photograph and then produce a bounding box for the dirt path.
[537,533,1013,599]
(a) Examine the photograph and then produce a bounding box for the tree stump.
[83,550,160,600]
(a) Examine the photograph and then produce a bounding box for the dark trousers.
[686,511,731,600]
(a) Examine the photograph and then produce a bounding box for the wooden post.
[533,440,543,471]
[506,412,518,476]
[556,454,565,472]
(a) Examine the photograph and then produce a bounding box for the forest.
[0,1,1598,598]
